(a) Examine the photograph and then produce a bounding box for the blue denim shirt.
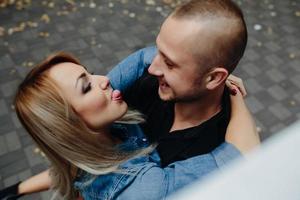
[74,47,241,200]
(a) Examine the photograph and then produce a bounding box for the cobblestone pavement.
[0,0,299,199]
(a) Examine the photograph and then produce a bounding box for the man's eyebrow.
[75,72,86,88]
[160,51,177,66]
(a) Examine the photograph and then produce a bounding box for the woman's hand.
[226,74,247,97]
[225,83,260,154]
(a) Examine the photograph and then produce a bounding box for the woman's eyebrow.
[75,72,86,88]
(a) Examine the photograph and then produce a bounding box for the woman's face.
[48,62,128,131]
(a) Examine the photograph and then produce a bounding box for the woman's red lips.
[111,90,122,101]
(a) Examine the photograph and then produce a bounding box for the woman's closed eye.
[82,72,95,94]
[83,82,92,94]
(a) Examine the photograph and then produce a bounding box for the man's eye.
[83,82,92,94]
[165,61,174,69]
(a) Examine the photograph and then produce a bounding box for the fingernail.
[231,89,237,95]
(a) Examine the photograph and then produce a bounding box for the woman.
[0,47,259,200]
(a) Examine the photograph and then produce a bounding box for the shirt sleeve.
[107,46,157,92]
[119,142,241,200]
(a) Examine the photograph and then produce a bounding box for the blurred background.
[0,0,299,199]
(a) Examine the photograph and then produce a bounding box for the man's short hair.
[172,0,248,73]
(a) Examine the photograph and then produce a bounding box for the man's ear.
[205,67,228,90]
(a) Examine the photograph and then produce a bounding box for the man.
[122,0,251,166]
[0,1,259,198]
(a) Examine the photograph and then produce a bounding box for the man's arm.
[107,46,157,92]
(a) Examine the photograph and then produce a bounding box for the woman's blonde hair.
[14,52,153,199]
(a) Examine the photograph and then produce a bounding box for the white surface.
[169,121,300,200]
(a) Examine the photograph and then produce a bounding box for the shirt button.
[142,138,147,142]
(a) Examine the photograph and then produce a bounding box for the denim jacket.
[73,47,241,200]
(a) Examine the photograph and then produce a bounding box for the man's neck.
[170,87,224,132]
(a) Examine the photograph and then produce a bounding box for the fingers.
[226,74,247,97]
[227,81,243,97]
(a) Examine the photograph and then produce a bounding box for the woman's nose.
[100,76,110,90]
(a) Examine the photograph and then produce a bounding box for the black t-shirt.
[124,72,231,167]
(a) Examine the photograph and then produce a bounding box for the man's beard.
[162,87,205,103]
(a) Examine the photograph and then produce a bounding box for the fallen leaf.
[254,24,262,31]
[34,148,41,153]
[89,2,96,8]
[129,12,136,18]
[27,21,38,27]
[146,0,155,6]
[108,2,114,8]
[289,53,295,59]
[39,31,50,38]
[40,14,50,23]
[65,0,75,5]
[290,100,296,106]
[48,1,55,8]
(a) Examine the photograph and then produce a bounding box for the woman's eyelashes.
[82,72,94,94]
[83,82,91,94]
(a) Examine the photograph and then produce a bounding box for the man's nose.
[148,55,163,76]
[100,76,110,90]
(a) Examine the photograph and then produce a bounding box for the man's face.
[148,17,209,102]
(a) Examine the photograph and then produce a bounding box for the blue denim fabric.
[107,46,157,92]
[74,47,241,200]
[74,124,240,200]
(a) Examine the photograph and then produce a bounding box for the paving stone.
[0,116,15,135]
[269,103,292,121]
[242,62,262,77]
[266,68,286,83]
[294,92,300,104]
[81,57,103,73]
[0,158,29,179]
[0,149,25,167]
[245,96,264,114]
[40,190,54,200]
[267,85,288,101]
[0,54,15,70]
[31,163,49,175]
[0,135,9,156]
[31,47,51,61]
[3,174,19,187]
[24,145,46,167]
[264,41,281,52]
[0,80,19,97]
[290,75,300,89]
[18,169,32,181]
[19,134,34,148]
[256,109,278,129]
[11,113,22,129]
[4,131,21,152]
[269,122,286,135]
[20,192,42,200]
[265,54,284,67]
[289,60,300,72]
[0,99,9,116]
[245,78,263,94]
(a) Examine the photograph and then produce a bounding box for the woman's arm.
[225,84,261,154]
[0,169,51,199]
[18,169,51,195]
